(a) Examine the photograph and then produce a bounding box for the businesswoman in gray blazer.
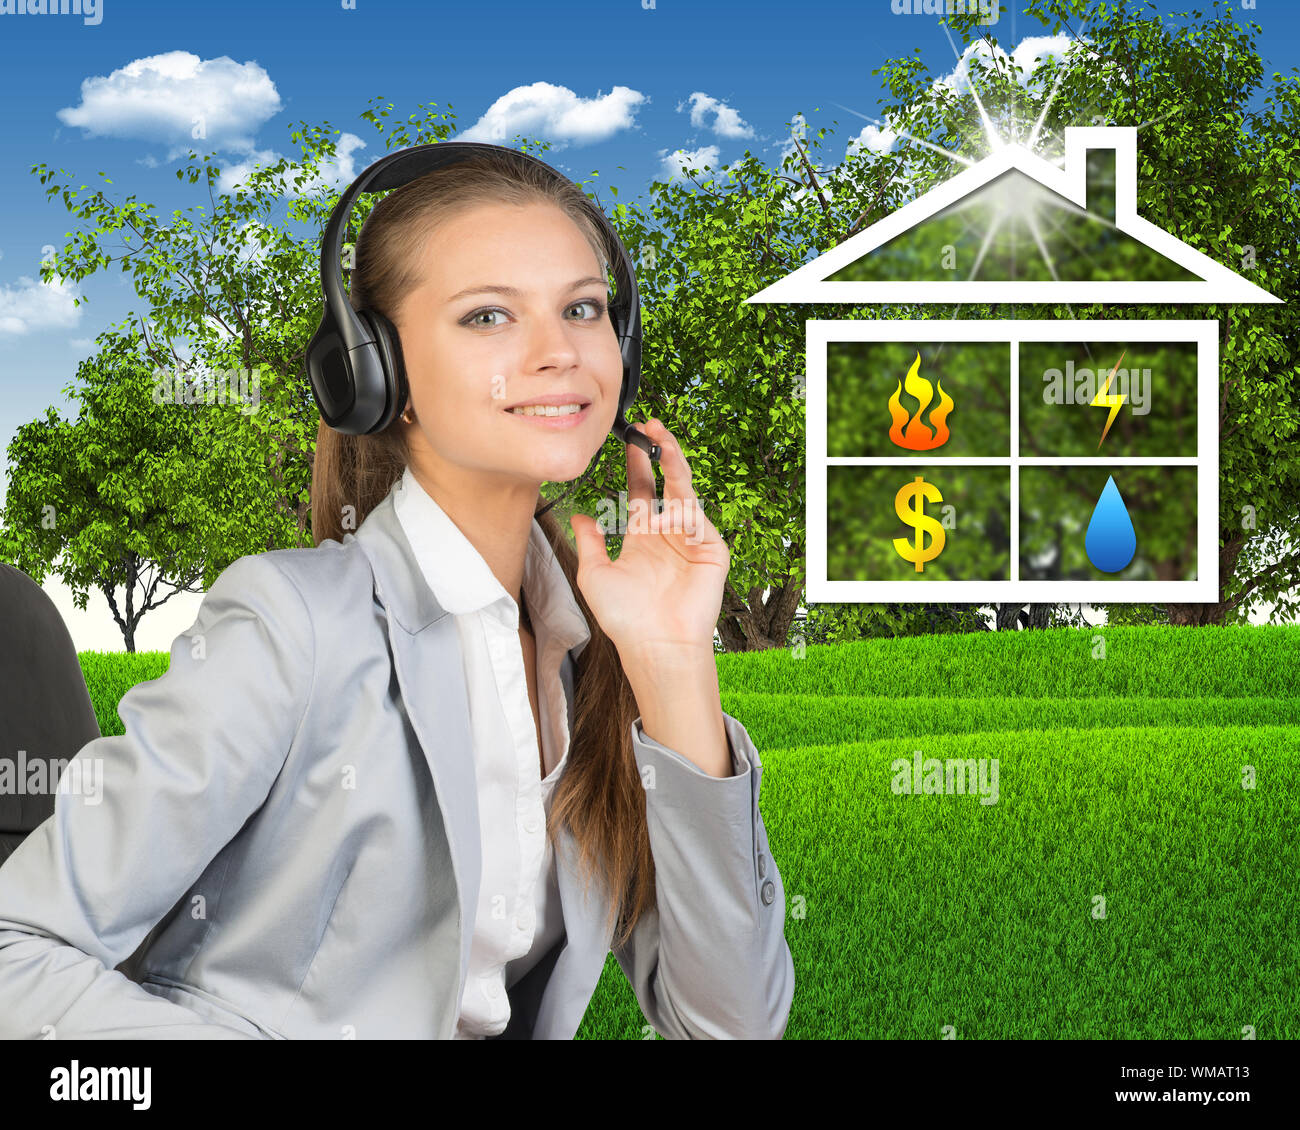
[0,147,795,1039]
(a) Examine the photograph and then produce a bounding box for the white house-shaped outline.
[743,126,1282,306]
[751,125,1280,602]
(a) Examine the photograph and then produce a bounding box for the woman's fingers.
[641,418,710,542]
[648,418,696,505]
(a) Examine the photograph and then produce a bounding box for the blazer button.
[758,853,767,878]
[760,880,775,906]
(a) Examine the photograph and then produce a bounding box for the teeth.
[509,403,584,417]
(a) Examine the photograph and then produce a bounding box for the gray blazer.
[0,480,795,1039]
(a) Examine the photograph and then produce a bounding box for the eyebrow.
[445,276,610,304]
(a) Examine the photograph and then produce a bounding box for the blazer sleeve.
[612,711,795,1039]
[0,553,314,1039]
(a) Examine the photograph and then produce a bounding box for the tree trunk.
[718,576,804,651]
[995,603,1024,630]
[1165,530,1246,626]
[1025,603,1053,629]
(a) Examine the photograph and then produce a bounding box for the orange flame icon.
[888,351,955,451]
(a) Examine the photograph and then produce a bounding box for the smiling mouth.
[504,401,593,430]
[507,403,587,417]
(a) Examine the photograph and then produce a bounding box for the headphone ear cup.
[607,299,635,420]
[357,308,408,430]
[621,332,641,420]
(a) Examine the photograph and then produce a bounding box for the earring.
[400,402,415,424]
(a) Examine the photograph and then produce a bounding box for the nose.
[523,308,582,372]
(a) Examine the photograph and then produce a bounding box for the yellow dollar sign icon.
[893,474,946,573]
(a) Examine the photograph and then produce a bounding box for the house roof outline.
[744,126,1282,306]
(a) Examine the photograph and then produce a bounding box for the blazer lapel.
[350,482,614,1039]
[350,485,482,1020]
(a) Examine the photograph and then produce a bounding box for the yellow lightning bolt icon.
[1090,348,1128,449]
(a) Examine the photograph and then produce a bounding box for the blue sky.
[1,0,1296,648]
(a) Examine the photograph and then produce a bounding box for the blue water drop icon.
[1085,475,1137,573]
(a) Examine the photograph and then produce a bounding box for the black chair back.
[0,563,102,867]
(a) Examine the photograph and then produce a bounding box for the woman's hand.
[569,418,729,662]
[569,417,733,776]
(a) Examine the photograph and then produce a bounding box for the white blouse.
[392,467,591,1040]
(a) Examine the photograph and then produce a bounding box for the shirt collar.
[392,465,591,660]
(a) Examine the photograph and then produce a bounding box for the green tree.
[1,326,216,651]
[28,102,464,557]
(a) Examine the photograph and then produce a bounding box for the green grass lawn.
[578,625,1300,1039]
[83,624,1300,1039]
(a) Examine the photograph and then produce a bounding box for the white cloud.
[659,145,723,183]
[847,122,898,156]
[1010,35,1077,77]
[935,34,1079,96]
[216,132,368,197]
[678,92,755,139]
[214,147,282,194]
[315,133,369,192]
[456,82,646,148]
[0,276,81,336]
[56,51,282,155]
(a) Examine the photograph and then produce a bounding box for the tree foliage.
[1,326,215,650]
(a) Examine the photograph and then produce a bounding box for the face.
[392,200,625,498]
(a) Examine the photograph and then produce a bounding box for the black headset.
[305,141,661,517]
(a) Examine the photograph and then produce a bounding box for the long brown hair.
[309,148,653,947]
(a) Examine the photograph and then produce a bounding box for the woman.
[0,148,794,1039]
